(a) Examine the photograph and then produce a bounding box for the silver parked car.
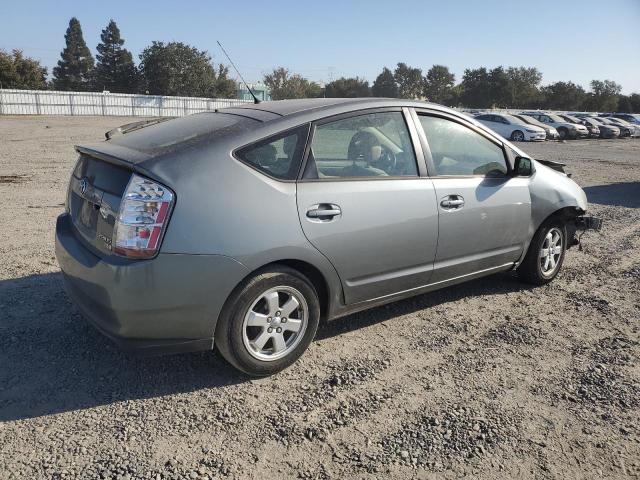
[55,98,601,376]
[521,112,589,140]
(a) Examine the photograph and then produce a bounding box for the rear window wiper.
[105,117,175,140]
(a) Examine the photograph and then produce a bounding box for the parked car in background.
[475,113,546,141]
[612,113,640,125]
[559,114,600,138]
[513,114,559,140]
[597,117,635,137]
[54,98,601,376]
[581,117,620,139]
[605,117,640,137]
[521,112,589,140]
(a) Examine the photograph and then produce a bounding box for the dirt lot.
[1,116,639,480]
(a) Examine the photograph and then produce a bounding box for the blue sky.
[2,0,640,93]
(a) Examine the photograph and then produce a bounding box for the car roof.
[223,97,448,119]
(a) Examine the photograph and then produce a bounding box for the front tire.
[215,266,320,377]
[511,130,525,142]
[558,127,568,140]
[517,218,567,285]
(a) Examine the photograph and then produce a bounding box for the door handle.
[440,196,465,209]
[306,204,341,220]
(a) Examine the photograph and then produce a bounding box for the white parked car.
[474,113,546,142]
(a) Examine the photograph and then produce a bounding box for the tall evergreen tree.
[372,67,398,97]
[92,20,137,93]
[53,17,94,90]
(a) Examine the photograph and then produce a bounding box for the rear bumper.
[55,213,249,355]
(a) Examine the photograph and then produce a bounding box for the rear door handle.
[440,196,465,209]
[306,204,341,220]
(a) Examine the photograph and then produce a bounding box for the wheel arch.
[219,258,336,327]
[517,205,585,267]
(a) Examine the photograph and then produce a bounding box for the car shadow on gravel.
[583,182,640,208]
[0,272,246,422]
[317,272,531,340]
[1,270,530,422]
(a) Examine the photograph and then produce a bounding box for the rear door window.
[236,125,309,180]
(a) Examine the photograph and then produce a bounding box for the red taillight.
[113,174,174,259]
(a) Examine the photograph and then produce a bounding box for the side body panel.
[430,177,531,282]
[296,179,439,304]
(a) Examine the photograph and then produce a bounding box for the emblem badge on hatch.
[80,178,89,195]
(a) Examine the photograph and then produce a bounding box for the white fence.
[0,89,251,117]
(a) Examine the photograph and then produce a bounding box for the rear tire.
[215,266,320,377]
[517,218,567,285]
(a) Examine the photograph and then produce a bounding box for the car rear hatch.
[67,152,134,256]
[66,112,265,257]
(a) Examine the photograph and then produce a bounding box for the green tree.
[423,65,455,104]
[487,66,510,107]
[539,81,586,110]
[324,77,370,97]
[460,67,491,108]
[584,79,622,112]
[372,67,398,97]
[617,95,632,113]
[52,17,94,90]
[212,64,237,98]
[394,63,423,99]
[0,49,48,89]
[263,67,320,99]
[92,20,138,93]
[505,67,542,108]
[139,41,234,97]
[629,93,640,113]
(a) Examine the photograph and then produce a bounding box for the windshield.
[563,115,581,123]
[547,114,566,122]
[502,114,525,124]
[610,118,629,125]
[518,115,541,125]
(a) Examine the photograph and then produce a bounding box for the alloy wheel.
[512,130,525,142]
[242,286,308,361]
[539,227,563,277]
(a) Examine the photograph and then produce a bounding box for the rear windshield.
[109,112,258,156]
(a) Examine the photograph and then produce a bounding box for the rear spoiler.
[105,117,174,140]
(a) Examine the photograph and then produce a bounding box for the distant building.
[237,82,271,102]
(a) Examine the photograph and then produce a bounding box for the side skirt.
[328,263,515,321]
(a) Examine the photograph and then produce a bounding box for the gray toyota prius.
[55,98,601,376]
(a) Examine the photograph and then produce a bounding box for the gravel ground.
[1,116,639,479]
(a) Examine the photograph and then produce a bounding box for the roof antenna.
[217,41,260,104]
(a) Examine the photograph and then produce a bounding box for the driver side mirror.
[513,156,533,177]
